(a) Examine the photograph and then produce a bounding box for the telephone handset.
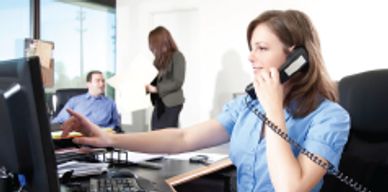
[245,47,309,100]
[243,47,370,191]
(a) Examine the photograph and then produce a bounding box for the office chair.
[52,88,88,117]
[321,69,388,192]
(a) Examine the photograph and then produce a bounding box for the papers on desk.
[57,161,109,178]
[56,151,227,178]
[51,131,83,140]
[51,128,113,140]
[166,152,228,164]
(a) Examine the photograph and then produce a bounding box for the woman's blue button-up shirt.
[217,95,350,192]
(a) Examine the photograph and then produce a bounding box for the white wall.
[115,0,388,128]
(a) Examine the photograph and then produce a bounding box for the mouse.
[189,154,209,165]
[108,169,136,178]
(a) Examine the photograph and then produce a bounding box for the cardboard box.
[25,39,55,87]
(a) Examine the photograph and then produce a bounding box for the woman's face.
[249,24,288,75]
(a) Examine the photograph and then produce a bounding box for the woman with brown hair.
[145,26,186,130]
[62,10,350,191]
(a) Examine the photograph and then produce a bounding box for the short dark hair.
[86,70,103,82]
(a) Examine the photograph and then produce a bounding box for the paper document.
[166,152,228,164]
[57,161,109,178]
[51,128,113,139]
[95,151,165,163]
[106,52,156,113]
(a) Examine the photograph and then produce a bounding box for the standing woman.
[145,26,186,130]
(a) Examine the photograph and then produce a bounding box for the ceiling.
[56,0,115,12]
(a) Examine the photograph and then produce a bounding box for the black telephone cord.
[245,97,371,192]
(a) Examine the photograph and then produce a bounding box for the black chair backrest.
[322,69,388,192]
[53,88,88,116]
[338,69,388,142]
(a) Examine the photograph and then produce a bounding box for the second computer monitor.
[0,57,59,192]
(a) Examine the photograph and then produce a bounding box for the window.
[0,0,30,60]
[40,0,116,91]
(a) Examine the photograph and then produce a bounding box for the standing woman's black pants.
[151,104,183,130]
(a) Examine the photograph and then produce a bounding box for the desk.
[125,143,233,192]
[167,158,234,192]
[61,144,235,192]
[126,157,233,192]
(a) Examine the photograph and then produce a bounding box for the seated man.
[52,70,122,132]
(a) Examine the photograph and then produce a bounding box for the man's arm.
[51,101,70,123]
[51,98,75,123]
[110,102,121,132]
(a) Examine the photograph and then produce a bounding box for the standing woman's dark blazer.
[151,51,186,107]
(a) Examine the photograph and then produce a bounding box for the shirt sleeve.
[51,97,76,124]
[157,51,186,97]
[216,96,246,136]
[303,102,350,169]
[110,102,120,128]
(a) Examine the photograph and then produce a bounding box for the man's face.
[87,73,105,96]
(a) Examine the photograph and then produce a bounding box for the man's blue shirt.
[52,93,120,129]
[217,95,350,192]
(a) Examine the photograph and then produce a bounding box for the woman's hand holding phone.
[253,67,284,116]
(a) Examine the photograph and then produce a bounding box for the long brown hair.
[247,10,337,117]
[148,26,178,71]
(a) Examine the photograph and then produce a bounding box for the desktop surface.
[59,157,214,192]
[59,144,231,192]
[60,167,163,192]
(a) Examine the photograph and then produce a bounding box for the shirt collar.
[245,95,292,122]
[85,92,104,100]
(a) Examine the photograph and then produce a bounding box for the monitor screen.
[0,57,59,191]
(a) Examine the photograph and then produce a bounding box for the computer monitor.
[0,57,59,191]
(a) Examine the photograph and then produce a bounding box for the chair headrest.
[339,69,388,140]
[55,88,88,99]
[53,88,88,116]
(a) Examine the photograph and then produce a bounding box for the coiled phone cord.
[245,97,371,192]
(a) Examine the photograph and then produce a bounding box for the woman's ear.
[288,45,296,52]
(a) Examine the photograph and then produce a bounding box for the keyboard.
[89,177,147,192]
